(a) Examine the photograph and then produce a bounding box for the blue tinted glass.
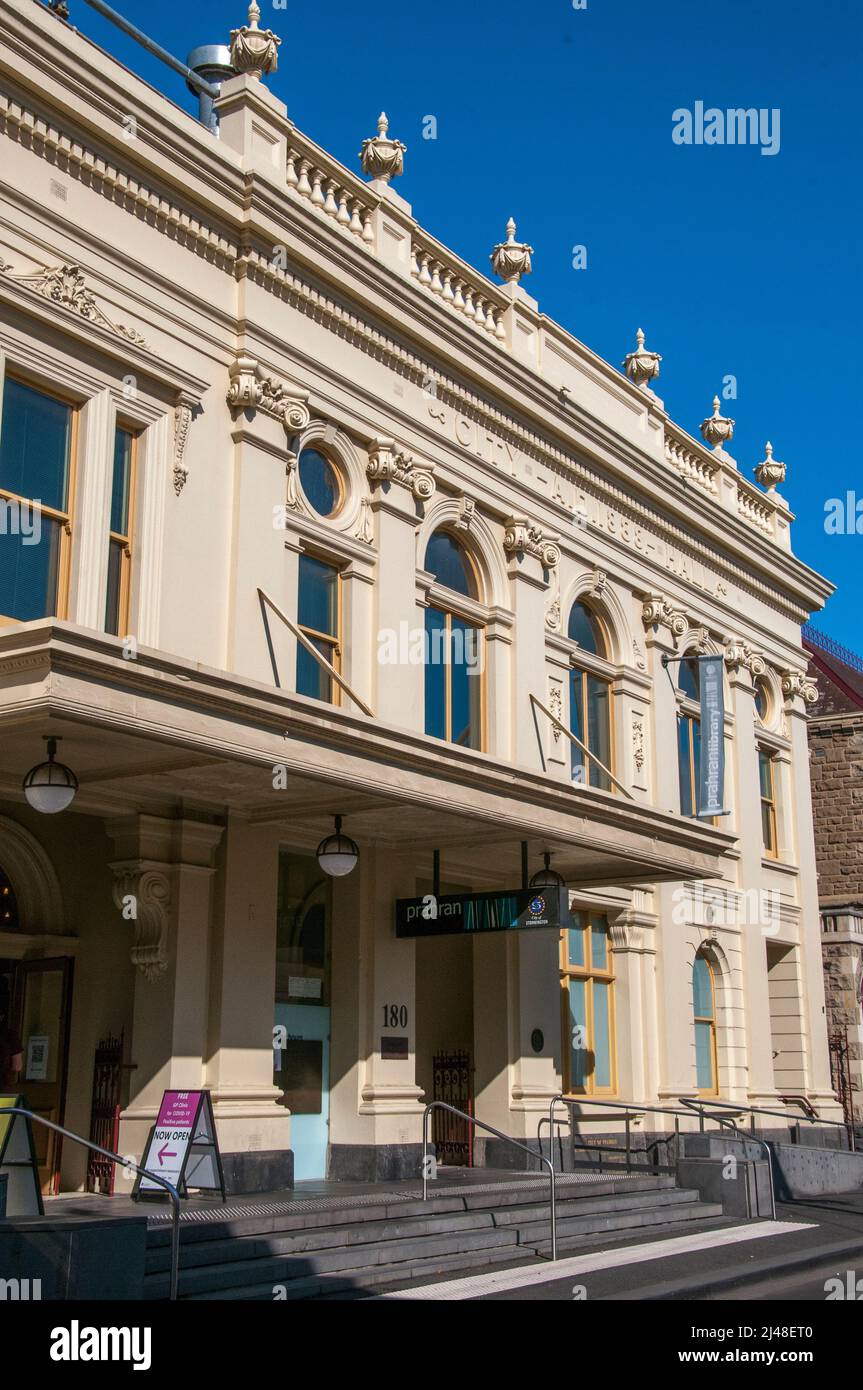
[299,449,338,517]
[0,515,62,620]
[424,607,447,739]
[570,669,585,782]
[679,657,700,700]
[298,554,337,635]
[678,715,694,816]
[104,537,123,636]
[593,982,612,1088]
[567,923,585,967]
[110,429,133,535]
[0,378,71,512]
[586,674,611,790]
[568,980,588,1089]
[426,531,474,597]
[590,918,608,970]
[567,601,603,655]
[297,635,333,701]
[693,956,714,1018]
[450,615,480,748]
[695,1021,715,1091]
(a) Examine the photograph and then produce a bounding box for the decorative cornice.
[367,435,435,501]
[0,260,149,347]
[724,638,766,677]
[227,355,311,434]
[503,516,560,570]
[109,861,171,982]
[641,592,688,637]
[781,669,819,705]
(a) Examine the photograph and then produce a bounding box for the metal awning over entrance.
[0,621,734,887]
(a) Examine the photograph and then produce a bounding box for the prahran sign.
[396,887,572,939]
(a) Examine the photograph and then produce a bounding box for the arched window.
[677,656,702,817]
[424,531,482,750]
[567,600,612,790]
[693,953,718,1094]
[560,913,616,1095]
[0,864,18,930]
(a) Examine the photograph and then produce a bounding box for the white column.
[69,387,114,629]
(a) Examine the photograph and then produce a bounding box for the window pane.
[678,715,694,817]
[298,449,339,518]
[593,982,612,1089]
[104,537,124,636]
[679,657,700,701]
[0,379,71,512]
[566,921,586,967]
[110,429,133,536]
[761,800,775,853]
[567,601,603,655]
[758,751,773,800]
[298,555,337,635]
[0,515,62,620]
[586,674,611,790]
[297,634,334,702]
[424,606,447,740]
[693,956,714,1019]
[425,531,474,598]
[570,669,585,783]
[695,1020,715,1091]
[590,918,608,971]
[450,615,481,749]
[568,979,588,1090]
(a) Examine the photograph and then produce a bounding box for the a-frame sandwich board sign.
[133,1090,226,1202]
[0,1095,44,1216]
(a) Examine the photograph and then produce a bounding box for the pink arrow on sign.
[158,1142,177,1166]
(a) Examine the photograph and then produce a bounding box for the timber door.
[12,957,74,1195]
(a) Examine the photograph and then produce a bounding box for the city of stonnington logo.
[528,896,547,918]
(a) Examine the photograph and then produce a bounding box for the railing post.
[625,1112,632,1172]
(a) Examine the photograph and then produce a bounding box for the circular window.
[299,448,341,518]
[754,679,770,723]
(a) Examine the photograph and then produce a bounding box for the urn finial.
[754,440,786,493]
[623,327,662,389]
[491,217,533,284]
[360,112,407,183]
[229,2,281,81]
[700,395,735,453]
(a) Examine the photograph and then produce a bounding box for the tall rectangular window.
[105,426,136,636]
[759,749,778,857]
[560,913,616,1096]
[423,606,482,749]
[0,377,75,624]
[677,712,701,817]
[297,553,340,703]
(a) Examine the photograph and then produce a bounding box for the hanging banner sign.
[0,1094,43,1217]
[134,1090,225,1201]
[698,653,727,818]
[396,887,572,939]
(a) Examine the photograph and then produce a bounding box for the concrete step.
[180,1211,733,1301]
[525,1199,725,1255]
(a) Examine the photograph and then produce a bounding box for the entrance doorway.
[416,934,475,1165]
[274,852,332,1181]
[1,957,74,1195]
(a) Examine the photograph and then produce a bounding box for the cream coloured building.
[0,1,841,1195]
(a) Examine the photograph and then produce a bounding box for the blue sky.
[68,0,861,648]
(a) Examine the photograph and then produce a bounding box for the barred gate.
[432,1050,473,1166]
[86,1030,125,1194]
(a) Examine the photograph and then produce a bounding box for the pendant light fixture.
[22,736,79,814]
[529,851,565,889]
[316,815,359,877]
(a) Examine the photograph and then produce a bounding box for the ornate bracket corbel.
[227,355,311,436]
[173,395,195,496]
[641,592,688,638]
[366,435,436,501]
[110,861,172,983]
[503,516,561,571]
[781,669,819,706]
[724,637,767,678]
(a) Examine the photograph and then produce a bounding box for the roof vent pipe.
[186,46,236,133]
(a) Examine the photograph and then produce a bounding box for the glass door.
[12,957,74,1194]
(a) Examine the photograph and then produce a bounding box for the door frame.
[11,955,75,1194]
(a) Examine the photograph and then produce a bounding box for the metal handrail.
[422,1101,557,1261]
[545,1095,692,1173]
[684,1095,854,1152]
[2,1107,181,1300]
[679,1098,776,1220]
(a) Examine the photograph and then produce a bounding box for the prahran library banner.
[698,654,726,818]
